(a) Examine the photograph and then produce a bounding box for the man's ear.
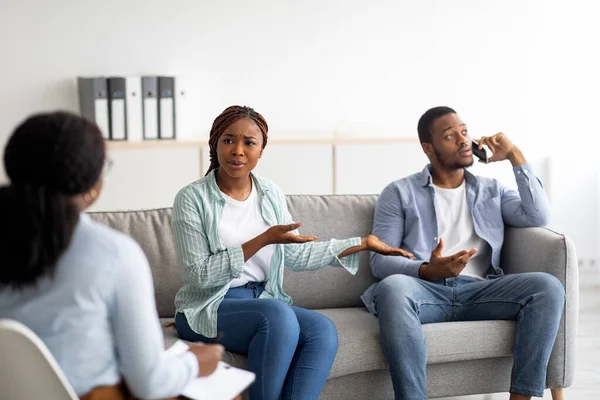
[421,142,433,157]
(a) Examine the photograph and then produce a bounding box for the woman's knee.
[175,312,208,342]
[305,313,338,353]
[256,300,300,338]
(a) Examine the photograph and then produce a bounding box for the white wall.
[0,0,598,261]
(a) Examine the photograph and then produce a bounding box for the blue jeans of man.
[374,272,565,399]
[175,282,338,400]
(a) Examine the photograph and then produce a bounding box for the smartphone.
[471,140,488,163]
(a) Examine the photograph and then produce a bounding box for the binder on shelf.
[141,76,159,140]
[158,76,176,140]
[125,76,143,142]
[107,77,127,141]
[175,75,191,140]
[77,77,109,139]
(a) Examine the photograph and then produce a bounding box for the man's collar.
[419,164,479,187]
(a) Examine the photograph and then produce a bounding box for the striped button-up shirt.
[172,170,361,338]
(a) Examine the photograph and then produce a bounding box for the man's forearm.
[371,253,425,280]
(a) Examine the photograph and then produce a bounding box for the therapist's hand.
[188,343,224,377]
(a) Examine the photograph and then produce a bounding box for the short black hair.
[417,106,457,143]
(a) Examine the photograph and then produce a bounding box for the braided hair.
[0,111,105,289]
[205,105,268,176]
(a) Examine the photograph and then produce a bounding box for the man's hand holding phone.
[474,132,527,166]
[471,140,488,163]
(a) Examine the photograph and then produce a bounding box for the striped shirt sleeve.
[171,188,245,288]
[271,183,361,274]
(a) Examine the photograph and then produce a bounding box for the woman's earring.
[84,188,98,203]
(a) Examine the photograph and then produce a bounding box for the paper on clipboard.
[166,340,255,400]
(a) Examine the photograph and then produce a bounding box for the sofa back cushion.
[283,195,378,308]
[89,208,181,317]
[88,195,378,317]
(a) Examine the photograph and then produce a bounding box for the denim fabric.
[374,273,565,399]
[175,282,338,400]
[173,170,360,338]
[362,163,551,314]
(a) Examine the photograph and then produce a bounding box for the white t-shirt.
[219,184,275,288]
[433,180,491,279]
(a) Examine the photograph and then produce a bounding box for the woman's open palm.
[265,223,318,244]
[366,235,415,258]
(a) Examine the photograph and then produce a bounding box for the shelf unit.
[105,137,420,184]
[105,136,418,149]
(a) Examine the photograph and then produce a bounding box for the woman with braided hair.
[0,111,224,400]
[172,105,415,400]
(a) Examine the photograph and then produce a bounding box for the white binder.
[175,75,192,140]
[125,76,143,142]
[141,76,159,140]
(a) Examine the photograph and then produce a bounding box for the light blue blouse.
[0,214,198,398]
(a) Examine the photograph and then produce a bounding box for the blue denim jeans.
[374,272,565,399]
[175,282,338,400]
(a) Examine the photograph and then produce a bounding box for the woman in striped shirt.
[172,106,414,400]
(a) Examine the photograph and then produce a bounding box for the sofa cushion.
[90,209,181,318]
[161,309,515,379]
[283,195,378,309]
[90,196,381,317]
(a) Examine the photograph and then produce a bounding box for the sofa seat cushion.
[319,308,516,379]
[161,309,516,379]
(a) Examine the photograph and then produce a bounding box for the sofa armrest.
[500,226,579,389]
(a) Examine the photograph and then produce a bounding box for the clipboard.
[166,340,255,400]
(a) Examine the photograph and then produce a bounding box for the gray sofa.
[90,194,578,399]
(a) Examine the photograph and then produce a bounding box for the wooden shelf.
[105,140,205,150]
[105,136,418,149]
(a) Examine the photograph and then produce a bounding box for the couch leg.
[551,388,564,400]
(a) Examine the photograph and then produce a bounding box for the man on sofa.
[361,106,565,400]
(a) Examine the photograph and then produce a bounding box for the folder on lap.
[166,340,255,400]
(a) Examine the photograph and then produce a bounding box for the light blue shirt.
[0,214,198,398]
[361,163,551,314]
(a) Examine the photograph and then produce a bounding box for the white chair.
[0,319,78,400]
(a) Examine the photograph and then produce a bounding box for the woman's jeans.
[374,272,565,399]
[175,282,338,400]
